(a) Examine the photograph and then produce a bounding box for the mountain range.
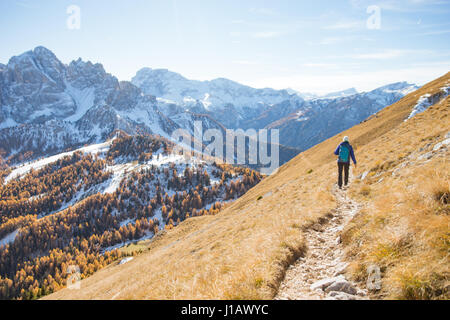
[0,47,224,162]
[0,46,419,164]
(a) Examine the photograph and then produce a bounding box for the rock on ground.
[275,185,367,300]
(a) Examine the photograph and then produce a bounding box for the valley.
[0,46,448,301]
[0,133,262,299]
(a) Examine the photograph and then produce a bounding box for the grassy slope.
[45,72,450,300]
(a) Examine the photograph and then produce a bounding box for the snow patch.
[103,163,137,194]
[146,153,187,167]
[4,139,113,184]
[407,94,432,120]
[0,230,19,247]
[119,218,135,227]
[156,97,177,104]
[119,257,134,265]
[433,138,450,151]
[183,96,196,104]
[407,86,449,120]
[296,110,310,122]
[102,231,153,253]
[0,117,19,129]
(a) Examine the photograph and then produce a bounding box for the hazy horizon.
[1,0,450,94]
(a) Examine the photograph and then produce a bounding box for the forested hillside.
[0,134,262,299]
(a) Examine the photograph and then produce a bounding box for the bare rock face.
[271,82,418,151]
[132,68,417,151]
[0,47,222,162]
[0,46,417,164]
[131,67,297,129]
[2,47,74,123]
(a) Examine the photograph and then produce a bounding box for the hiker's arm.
[334,145,340,156]
[350,147,357,165]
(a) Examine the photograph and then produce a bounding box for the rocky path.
[275,185,367,300]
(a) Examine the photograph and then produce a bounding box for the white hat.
[343,136,349,142]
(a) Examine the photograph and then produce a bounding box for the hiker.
[334,136,357,189]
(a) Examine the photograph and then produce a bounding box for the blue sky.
[1,0,450,93]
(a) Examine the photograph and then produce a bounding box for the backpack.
[338,143,350,162]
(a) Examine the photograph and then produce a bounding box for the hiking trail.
[275,184,368,300]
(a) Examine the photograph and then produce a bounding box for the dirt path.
[275,185,367,300]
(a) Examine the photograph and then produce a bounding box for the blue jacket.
[334,142,357,164]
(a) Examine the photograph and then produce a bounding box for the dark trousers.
[338,162,350,188]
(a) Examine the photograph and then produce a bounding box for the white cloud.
[251,31,282,39]
[416,29,450,36]
[14,0,36,9]
[302,63,338,68]
[232,60,259,65]
[351,49,406,60]
[319,37,352,45]
[229,31,241,37]
[308,35,372,46]
[323,20,363,30]
[351,0,450,13]
[345,49,434,60]
[249,8,278,16]
[241,63,450,93]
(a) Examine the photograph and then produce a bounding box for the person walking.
[334,136,357,189]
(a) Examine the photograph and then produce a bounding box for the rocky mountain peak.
[0,46,421,167]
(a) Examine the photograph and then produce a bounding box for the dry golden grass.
[343,79,450,299]
[44,172,335,299]
[44,72,450,300]
[346,160,449,299]
[43,150,340,300]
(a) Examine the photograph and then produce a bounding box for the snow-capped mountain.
[292,88,358,100]
[131,68,418,142]
[0,47,223,160]
[0,46,419,166]
[131,66,418,150]
[131,68,298,128]
[267,82,420,150]
[320,88,358,99]
[296,91,319,101]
